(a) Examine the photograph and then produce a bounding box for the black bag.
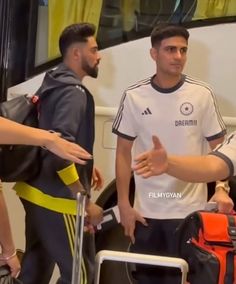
[0,265,22,284]
[0,94,41,182]
[176,211,236,284]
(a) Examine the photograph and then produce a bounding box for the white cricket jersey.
[113,75,226,219]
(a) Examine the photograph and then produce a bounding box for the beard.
[81,58,99,78]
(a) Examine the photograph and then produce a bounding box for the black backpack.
[0,94,41,182]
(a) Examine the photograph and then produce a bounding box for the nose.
[97,52,101,62]
[175,50,182,59]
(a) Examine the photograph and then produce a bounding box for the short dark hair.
[59,22,96,58]
[151,24,189,47]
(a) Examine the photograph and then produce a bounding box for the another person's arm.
[0,117,92,164]
[208,137,233,213]
[167,154,229,181]
[0,187,20,278]
[133,135,230,182]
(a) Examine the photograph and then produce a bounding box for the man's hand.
[118,204,147,244]
[86,201,103,226]
[133,135,168,178]
[0,252,21,278]
[91,167,104,191]
[210,188,234,214]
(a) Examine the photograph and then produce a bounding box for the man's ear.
[72,46,81,60]
[150,47,158,61]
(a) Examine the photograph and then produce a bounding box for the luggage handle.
[94,250,189,284]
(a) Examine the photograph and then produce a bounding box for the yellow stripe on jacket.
[14,182,77,215]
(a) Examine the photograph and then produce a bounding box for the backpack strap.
[227,215,236,250]
[224,216,236,284]
[224,251,235,284]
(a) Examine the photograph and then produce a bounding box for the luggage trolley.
[71,191,87,284]
[94,250,189,284]
[72,191,189,284]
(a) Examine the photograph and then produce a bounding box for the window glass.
[33,0,236,70]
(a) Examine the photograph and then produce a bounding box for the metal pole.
[71,191,87,284]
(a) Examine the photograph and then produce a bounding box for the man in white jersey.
[112,24,233,284]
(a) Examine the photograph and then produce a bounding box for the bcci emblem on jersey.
[180,102,193,115]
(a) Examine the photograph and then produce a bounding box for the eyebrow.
[163,45,188,51]
[90,46,98,51]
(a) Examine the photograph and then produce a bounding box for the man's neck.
[63,60,85,81]
[153,73,182,89]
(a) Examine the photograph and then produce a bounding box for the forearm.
[0,191,15,255]
[116,153,132,207]
[167,154,230,182]
[209,137,230,187]
[0,117,54,146]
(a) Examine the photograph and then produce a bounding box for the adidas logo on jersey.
[142,107,152,115]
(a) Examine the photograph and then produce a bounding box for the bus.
[1,1,236,282]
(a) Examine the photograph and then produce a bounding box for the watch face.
[216,182,230,193]
[222,187,230,194]
[222,183,230,193]
[225,186,230,193]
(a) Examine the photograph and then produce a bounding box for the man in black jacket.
[14,23,103,284]
[0,117,92,279]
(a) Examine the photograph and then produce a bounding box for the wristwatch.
[215,181,230,194]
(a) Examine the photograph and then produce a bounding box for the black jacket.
[16,63,95,208]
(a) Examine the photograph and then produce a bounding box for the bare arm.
[167,154,229,182]
[0,117,92,164]
[170,135,229,182]
[208,136,234,213]
[116,136,133,208]
[0,191,15,255]
[0,189,20,277]
[133,135,230,182]
[116,136,147,243]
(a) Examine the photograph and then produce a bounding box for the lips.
[171,64,182,68]
[172,63,182,66]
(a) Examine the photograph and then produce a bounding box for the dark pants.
[131,218,183,284]
[19,199,94,284]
